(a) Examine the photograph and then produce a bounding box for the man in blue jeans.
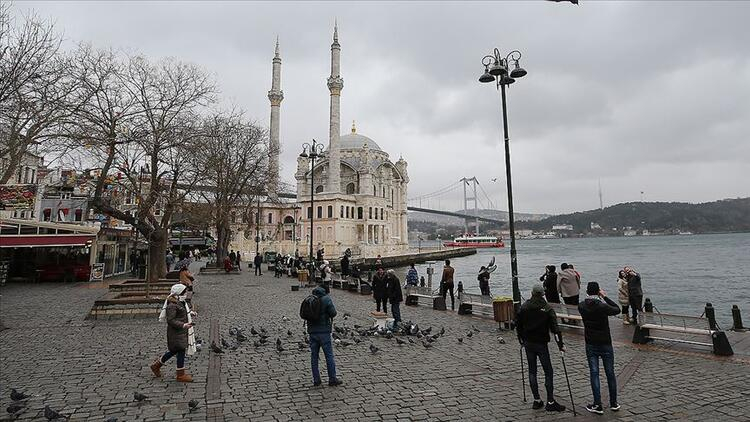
[306,286,342,387]
[578,281,622,414]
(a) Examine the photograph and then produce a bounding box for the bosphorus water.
[400,232,750,326]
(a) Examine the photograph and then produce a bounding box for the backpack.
[300,295,322,321]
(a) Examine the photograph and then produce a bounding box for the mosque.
[229,24,410,260]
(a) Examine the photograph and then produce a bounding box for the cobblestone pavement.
[1,268,749,421]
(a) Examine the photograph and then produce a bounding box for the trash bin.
[298,269,309,283]
[493,297,514,323]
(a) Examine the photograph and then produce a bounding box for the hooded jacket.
[515,296,563,347]
[387,273,403,303]
[578,295,621,345]
[557,268,580,298]
[307,286,337,334]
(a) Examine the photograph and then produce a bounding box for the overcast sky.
[13,1,750,214]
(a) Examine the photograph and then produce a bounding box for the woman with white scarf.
[150,284,197,382]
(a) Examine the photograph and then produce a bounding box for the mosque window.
[316,185,324,193]
[357,207,363,219]
[317,206,322,219]
[345,207,349,218]
[346,183,356,194]
[327,205,333,218]
[307,207,312,219]
[369,207,372,219]
[268,213,273,224]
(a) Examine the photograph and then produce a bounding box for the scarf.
[158,284,197,355]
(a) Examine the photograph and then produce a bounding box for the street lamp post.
[479,47,527,313]
[300,139,326,271]
[255,195,261,256]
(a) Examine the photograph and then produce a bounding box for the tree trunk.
[215,220,231,268]
[146,228,168,295]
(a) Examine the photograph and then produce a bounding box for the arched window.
[382,186,386,197]
[267,213,273,224]
[357,207,363,219]
[283,216,295,224]
[373,186,376,196]
[327,205,333,218]
[317,206,322,219]
[346,182,356,195]
[316,185,324,193]
[345,207,350,218]
[340,206,344,218]
[369,207,372,219]
[307,207,312,219]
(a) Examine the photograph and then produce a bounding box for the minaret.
[268,37,283,198]
[326,22,343,193]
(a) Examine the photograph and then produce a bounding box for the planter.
[493,299,514,323]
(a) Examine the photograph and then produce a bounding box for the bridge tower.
[461,177,480,235]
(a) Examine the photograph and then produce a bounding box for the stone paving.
[1,266,749,421]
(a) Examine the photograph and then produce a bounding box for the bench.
[548,303,584,329]
[405,286,445,311]
[457,291,494,317]
[633,312,733,356]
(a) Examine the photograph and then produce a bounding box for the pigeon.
[260,327,267,334]
[466,331,473,338]
[385,331,393,339]
[396,338,406,345]
[253,340,261,348]
[425,336,435,343]
[332,332,341,340]
[352,337,362,344]
[229,327,237,336]
[281,316,290,322]
[236,332,248,342]
[424,327,432,334]
[409,324,419,335]
[369,344,380,354]
[211,341,224,354]
[259,337,269,344]
[334,339,342,345]
[287,329,293,337]
[134,392,148,402]
[340,340,352,347]
[472,325,481,333]
[276,338,282,347]
[10,389,30,401]
[422,341,432,348]
[439,327,446,336]
[407,337,415,344]
[457,337,464,343]
[188,399,199,412]
[276,342,285,352]
[221,338,230,348]
[6,403,25,414]
[44,405,67,421]
[497,337,506,344]
[297,342,307,351]
[343,312,352,318]
[417,332,423,339]
[250,327,259,336]
[105,417,118,422]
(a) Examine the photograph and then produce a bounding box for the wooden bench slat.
[640,324,713,336]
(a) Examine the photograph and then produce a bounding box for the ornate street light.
[479,47,527,314]
[300,139,326,272]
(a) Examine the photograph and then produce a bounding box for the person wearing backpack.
[300,286,342,387]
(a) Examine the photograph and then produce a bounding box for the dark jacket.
[578,295,621,345]
[515,296,562,347]
[307,286,337,334]
[254,254,262,266]
[372,272,389,299]
[627,272,643,297]
[340,256,350,276]
[540,272,560,303]
[387,274,403,303]
[166,298,189,352]
[441,266,455,286]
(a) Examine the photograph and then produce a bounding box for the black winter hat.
[586,282,600,296]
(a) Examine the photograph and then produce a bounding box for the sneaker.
[545,401,566,412]
[532,400,544,410]
[610,403,621,411]
[586,404,604,415]
[328,379,343,387]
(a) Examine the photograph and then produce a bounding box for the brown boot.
[175,368,193,383]
[150,359,163,377]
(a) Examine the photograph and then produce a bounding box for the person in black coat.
[386,270,403,324]
[515,284,566,412]
[578,281,622,414]
[539,265,560,303]
[371,267,389,313]
[624,267,643,323]
[253,253,263,276]
[340,254,350,278]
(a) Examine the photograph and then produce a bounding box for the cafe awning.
[0,218,99,248]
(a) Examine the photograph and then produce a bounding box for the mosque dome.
[335,121,382,151]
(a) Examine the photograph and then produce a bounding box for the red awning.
[0,234,95,248]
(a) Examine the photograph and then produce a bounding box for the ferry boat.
[443,235,505,248]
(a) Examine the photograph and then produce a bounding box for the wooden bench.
[548,303,584,329]
[633,312,733,356]
[457,291,494,317]
[405,286,445,311]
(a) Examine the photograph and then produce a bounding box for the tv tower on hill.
[598,179,604,210]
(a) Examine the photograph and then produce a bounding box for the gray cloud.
[14,1,750,214]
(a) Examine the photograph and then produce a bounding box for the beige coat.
[617,277,629,305]
[557,268,580,298]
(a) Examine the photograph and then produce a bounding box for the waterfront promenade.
[1,267,749,421]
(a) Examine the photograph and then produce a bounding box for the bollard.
[732,305,745,331]
[705,303,718,331]
[644,298,654,313]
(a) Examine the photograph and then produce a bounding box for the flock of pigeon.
[207,314,506,358]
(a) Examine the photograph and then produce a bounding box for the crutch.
[560,351,577,416]
[519,345,527,402]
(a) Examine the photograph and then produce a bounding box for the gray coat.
[166,299,189,352]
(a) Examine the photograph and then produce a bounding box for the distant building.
[552,224,574,231]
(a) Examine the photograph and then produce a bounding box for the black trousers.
[629,295,643,321]
[376,297,388,313]
[562,295,579,306]
[442,284,455,310]
[525,342,555,402]
[254,265,262,276]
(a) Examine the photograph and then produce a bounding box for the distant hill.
[518,198,750,234]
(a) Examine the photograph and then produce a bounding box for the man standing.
[557,263,581,306]
[516,285,566,412]
[478,266,491,296]
[165,250,175,272]
[229,250,237,268]
[304,286,342,387]
[372,266,389,313]
[441,260,456,310]
[340,254,350,279]
[254,252,263,276]
[624,267,643,324]
[387,269,403,324]
[578,281,622,415]
[235,251,241,272]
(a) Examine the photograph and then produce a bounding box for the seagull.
[188,399,199,412]
[10,389,30,401]
[134,392,148,402]
[369,344,380,354]
[44,405,67,421]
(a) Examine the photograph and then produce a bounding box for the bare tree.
[0,4,75,183]
[194,110,273,264]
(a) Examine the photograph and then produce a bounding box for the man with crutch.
[515,284,567,412]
